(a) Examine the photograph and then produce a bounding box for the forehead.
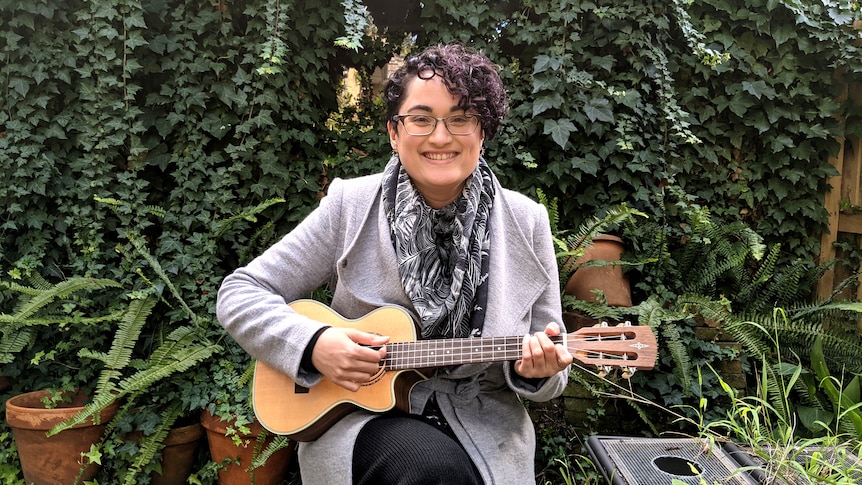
[400,75,462,111]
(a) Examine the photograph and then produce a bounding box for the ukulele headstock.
[570,321,658,378]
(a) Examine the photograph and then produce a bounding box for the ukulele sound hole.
[363,366,386,386]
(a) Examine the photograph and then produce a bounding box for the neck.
[421,184,465,209]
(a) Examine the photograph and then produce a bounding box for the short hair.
[384,44,509,140]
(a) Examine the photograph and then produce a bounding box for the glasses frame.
[392,113,481,136]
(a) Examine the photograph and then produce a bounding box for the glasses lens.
[401,115,436,136]
[445,115,479,135]
[398,115,479,136]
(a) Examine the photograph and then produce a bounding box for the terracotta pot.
[5,389,118,485]
[200,409,293,485]
[564,234,632,307]
[127,421,204,485]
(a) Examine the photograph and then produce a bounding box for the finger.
[544,322,561,336]
[345,328,390,346]
[521,334,535,361]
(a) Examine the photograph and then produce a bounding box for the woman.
[216,43,572,485]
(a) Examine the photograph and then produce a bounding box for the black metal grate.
[586,436,758,485]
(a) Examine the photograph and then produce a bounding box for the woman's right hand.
[311,327,389,392]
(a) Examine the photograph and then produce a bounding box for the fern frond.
[47,389,122,437]
[625,397,660,436]
[92,295,157,392]
[117,341,220,395]
[722,316,780,361]
[1,277,122,321]
[251,435,293,470]
[0,328,33,364]
[736,244,781,313]
[0,310,125,328]
[536,188,560,235]
[240,221,277,266]
[561,204,648,255]
[50,329,220,436]
[214,197,286,239]
[124,233,198,324]
[562,297,632,322]
[0,278,125,363]
[761,360,793,429]
[661,323,693,396]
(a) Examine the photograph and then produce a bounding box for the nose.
[428,119,452,143]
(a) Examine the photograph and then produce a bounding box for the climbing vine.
[0,0,860,482]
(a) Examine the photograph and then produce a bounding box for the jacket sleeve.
[215,180,348,387]
[502,200,569,402]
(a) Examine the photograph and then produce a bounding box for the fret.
[383,335,567,370]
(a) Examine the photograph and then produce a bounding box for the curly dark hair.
[384,44,509,140]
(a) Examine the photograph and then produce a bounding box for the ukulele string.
[379,335,640,369]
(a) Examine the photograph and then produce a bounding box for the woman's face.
[387,75,484,209]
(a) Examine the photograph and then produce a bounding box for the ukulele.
[252,299,657,441]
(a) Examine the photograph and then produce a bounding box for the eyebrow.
[403,104,467,113]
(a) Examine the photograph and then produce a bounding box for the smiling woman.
[217,43,572,485]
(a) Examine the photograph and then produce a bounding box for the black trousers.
[352,414,484,485]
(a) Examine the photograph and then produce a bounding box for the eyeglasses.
[393,113,481,136]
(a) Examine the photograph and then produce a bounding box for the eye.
[447,115,471,126]
[407,115,434,126]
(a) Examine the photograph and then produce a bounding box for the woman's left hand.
[514,322,573,379]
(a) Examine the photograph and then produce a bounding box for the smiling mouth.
[425,152,457,161]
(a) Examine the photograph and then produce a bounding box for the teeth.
[426,153,454,160]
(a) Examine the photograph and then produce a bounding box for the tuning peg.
[621,366,636,379]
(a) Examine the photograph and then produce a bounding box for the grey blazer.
[216,172,567,484]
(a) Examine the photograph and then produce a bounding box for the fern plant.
[681,294,862,441]
[0,277,124,366]
[0,194,287,484]
[537,187,648,293]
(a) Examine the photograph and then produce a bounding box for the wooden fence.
[817,79,862,309]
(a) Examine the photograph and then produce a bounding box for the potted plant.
[0,276,126,484]
[5,388,119,485]
[536,188,647,330]
[0,272,219,485]
[199,348,295,485]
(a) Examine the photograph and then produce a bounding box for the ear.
[387,121,398,150]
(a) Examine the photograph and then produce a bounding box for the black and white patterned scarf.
[382,155,495,339]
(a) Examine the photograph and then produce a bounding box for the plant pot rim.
[200,408,264,437]
[592,233,624,243]
[5,389,118,430]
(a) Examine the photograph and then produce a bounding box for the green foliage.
[689,298,862,441]
[389,0,861,263]
[0,277,124,364]
[537,187,648,291]
[1,0,861,482]
[597,185,853,434]
[808,334,862,437]
[691,346,862,484]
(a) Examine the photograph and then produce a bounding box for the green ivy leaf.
[532,93,562,117]
[583,97,614,123]
[742,80,776,100]
[9,78,29,97]
[543,118,577,149]
[82,444,102,465]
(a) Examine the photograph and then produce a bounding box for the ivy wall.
[2,0,860,287]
